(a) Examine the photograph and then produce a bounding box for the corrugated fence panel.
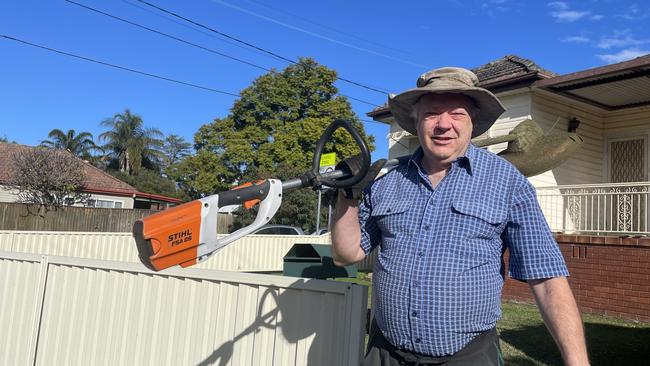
[0,254,43,366]
[0,231,377,272]
[0,252,367,365]
[199,234,332,272]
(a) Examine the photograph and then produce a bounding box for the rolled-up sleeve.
[503,179,569,281]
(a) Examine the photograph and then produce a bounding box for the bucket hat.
[388,67,505,138]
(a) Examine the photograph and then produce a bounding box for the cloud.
[548,1,568,10]
[597,30,650,49]
[597,48,649,63]
[616,4,650,20]
[548,1,600,22]
[562,36,590,43]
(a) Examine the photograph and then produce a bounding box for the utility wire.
[135,0,390,95]
[119,0,256,55]
[66,0,382,107]
[243,0,422,60]
[67,0,269,72]
[210,0,431,69]
[0,35,240,97]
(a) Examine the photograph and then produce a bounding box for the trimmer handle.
[310,119,370,188]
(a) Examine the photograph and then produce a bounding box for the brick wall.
[502,234,650,322]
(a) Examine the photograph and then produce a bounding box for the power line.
[134,0,390,95]
[243,0,423,60]
[0,35,240,97]
[210,0,431,69]
[66,0,269,72]
[66,1,381,107]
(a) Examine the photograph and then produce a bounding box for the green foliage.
[161,134,191,169]
[174,58,374,231]
[40,129,99,159]
[99,109,164,175]
[109,169,189,202]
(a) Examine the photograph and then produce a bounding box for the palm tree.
[40,129,99,158]
[99,109,164,175]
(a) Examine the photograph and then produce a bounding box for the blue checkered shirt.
[359,143,568,356]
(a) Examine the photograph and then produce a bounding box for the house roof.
[0,142,181,203]
[367,54,555,122]
[533,53,650,110]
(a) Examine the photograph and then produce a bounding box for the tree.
[40,129,99,158]
[99,109,164,175]
[170,58,375,232]
[6,147,89,207]
[161,134,192,169]
[109,169,189,202]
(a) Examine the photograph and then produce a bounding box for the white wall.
[0,251,368,366]
[0,186,134,208]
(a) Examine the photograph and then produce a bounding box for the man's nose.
[435,112,453,130]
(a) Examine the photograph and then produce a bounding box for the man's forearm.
[331,193,365,266]
[529,277,590,366]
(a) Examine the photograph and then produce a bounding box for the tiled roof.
[0,142,137,194]
[472,54,557,86]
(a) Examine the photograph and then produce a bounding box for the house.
[0,142,181,210]
[368,54,650,236]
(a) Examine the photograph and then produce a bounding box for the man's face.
[414,93,475,168]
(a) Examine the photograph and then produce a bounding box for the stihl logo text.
[168,229,193,246]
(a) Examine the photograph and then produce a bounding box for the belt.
[370,321,497,365]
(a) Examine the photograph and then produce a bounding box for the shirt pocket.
[370,198,412,272]
[371,198,412,239]
[448,199,507,267]
[451,199,507,241]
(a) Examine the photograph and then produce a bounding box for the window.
[609,137,647,183]
[64,197,75,206]
[85,198,124,209]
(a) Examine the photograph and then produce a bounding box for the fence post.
[28,255,50,365]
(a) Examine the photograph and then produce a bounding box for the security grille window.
[610,137,646,183]
[85,199,123,209]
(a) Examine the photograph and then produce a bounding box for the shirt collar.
[407,143,476,176]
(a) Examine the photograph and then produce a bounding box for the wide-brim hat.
[388,67,505,138]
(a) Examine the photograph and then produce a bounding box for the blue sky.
[1,0,649,161]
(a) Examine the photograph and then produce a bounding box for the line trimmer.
[133,120,371,271]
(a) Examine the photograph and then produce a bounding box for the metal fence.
[0,203,233,233]
[536,182,650,235]
[0,251,368,366]
[0,231,376,272]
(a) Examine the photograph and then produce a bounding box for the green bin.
[283,243,357,279]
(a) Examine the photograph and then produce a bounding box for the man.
[332,67,589,365]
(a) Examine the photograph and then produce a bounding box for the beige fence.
[0,231,376,272]
[0,203,233,233]
[0,251,368,366]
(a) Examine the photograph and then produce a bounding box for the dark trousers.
[362,321,503,366]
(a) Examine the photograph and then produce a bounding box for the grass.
[499,301,650,366]
[336,274,650,366]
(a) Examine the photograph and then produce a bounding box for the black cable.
[66,0,270,72]
[135,0,390,95]
[65,1,381,107]
[0,35,240,97]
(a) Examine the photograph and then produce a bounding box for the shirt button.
[418,251,424,257]
[415,338,421,343]
[411,311,418,317]
[424,224,431,230]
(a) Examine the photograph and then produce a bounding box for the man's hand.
[529,277,590,366]
[335,155,387,200]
